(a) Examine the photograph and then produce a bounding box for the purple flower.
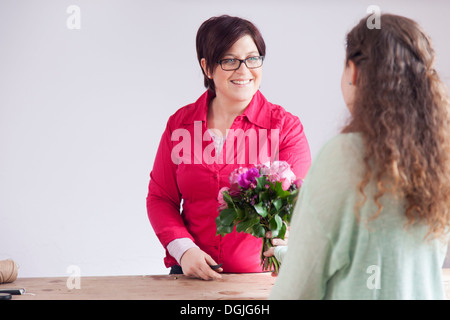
[237,167,260,189]
[229,167,248,186]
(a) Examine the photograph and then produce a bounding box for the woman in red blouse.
[146,15,311,280]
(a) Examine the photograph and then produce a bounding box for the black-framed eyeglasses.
[217,56,264,71]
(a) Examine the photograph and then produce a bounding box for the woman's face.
[210,35,263,105]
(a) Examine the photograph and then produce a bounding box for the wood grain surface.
[1,273,276,300]
[2,269,449,300]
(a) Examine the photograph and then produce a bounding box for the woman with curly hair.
[270,13,450,299]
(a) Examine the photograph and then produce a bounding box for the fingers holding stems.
[263,229,289,275]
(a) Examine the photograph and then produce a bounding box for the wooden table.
[2,269,449,300]
[1,273,276,300]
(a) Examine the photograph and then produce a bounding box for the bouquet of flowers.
[215,161,301,273]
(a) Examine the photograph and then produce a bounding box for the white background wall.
[1,0,449,277]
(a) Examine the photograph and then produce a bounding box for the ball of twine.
[0,259,18,284]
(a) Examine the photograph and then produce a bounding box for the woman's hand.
[264,230,289,253]
[180,247,223,280]
[263,230,289,276]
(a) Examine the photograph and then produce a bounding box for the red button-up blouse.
[146,90,311,272]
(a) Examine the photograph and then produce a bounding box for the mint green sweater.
[270,133,447,300]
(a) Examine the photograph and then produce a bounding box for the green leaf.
[223,191,235,207]
[217,208,236,226]
[253,202,268,218]
[272,199,283,212]
[287,189,299,203]
[216,223,234,236]
[256,176,268,192]
[280,210,290,222]
[277,222,287,240]
[274,181,290,198]
[251,224,266,238]
[269,214,283,238]
[236,216,260,233]
[269,215,282,232]
[235,207,245,220]
[259,190,270,202]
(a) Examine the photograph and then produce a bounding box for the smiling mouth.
[230,79,252,85]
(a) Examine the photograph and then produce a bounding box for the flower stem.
[261,237,280,273]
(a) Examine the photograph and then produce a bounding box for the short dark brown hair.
[196,15,266,93]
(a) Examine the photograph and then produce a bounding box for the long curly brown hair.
[342,14,450,240]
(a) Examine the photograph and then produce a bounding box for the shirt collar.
[181,90,211,125]
[241,90,271,129]
[183,90,271,129]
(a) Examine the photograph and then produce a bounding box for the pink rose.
[217,186,230,211]
[269,161,297,190]
[256,162,271,176]
[281,178,292,191]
